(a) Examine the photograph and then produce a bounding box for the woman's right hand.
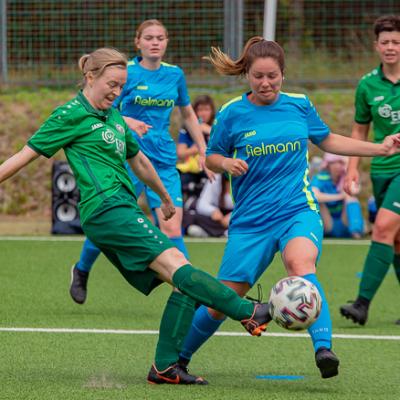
[124,117,152,138]
[221,158,248,176]
[344,168,360,196]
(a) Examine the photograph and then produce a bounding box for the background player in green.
[340,15,400,325]
[69,19,213,305]
[0,47,271,385]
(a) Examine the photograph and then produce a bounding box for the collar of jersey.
[134,56,163,73]
[377,64,400,86]
[242,91,282,109]
[77,91,112,118]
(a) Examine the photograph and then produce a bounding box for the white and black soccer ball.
[269,276,322,331]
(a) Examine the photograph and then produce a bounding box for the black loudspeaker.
[51,161,83,234]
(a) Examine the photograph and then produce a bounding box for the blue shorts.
[218,211,323,286]
[325,217,351,238]
[125,161,183,209]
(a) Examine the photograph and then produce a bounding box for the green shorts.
[371,172,400,214]
[82,187,174,295]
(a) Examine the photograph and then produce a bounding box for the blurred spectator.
[367,196,377,224]
[177,95,216,199]
[183,174,233,237]
[311,153,365,239]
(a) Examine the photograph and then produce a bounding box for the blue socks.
[302,273,332,352]
[346,200,364,236]
[76,238,101,273]
[170,236,189,259]
[180,305,226,361]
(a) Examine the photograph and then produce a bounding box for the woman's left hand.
[381,133,400,155]
[160,196,176,221]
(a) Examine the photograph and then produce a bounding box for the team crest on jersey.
[115,124,125,134]
[102,129,116,144]
[378,104,392,118]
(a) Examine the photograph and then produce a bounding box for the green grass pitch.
[0,238,399,399]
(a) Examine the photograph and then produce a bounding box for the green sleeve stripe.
[281,91,306,99]
[303,151,318,211]
[26,142,52,158]
[220,96,242,112]
[228,149,237,205]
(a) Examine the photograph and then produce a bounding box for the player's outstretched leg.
[172,264,271,336]
[303,273,339,379]
[70,238,101,304]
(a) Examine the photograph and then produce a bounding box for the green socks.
[172,264,254,320]
[154,291,196,370]
[359,241,394,301]
[393,253,400,284]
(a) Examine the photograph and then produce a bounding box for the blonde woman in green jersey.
[340,15,400,325]
[0,47,271,385]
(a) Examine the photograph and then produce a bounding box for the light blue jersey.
[114,56,190,165]
[311,171,343,217]
[207,92,330,233]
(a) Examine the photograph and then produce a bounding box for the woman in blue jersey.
[178,37,400,380]
[70,19,209,304]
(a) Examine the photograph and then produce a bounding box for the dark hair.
[374,15,400,38]
[205,36,285,76]
[192,95,216,124]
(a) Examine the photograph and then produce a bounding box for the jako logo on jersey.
[102,129,115,144]
[246,141,301,157]
[136,85,148,90]
[91,123,104,130]
[244,130,257,138]
[134,95,175,108]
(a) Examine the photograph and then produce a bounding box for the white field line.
[0,327,398,340]
[0,236,371,245]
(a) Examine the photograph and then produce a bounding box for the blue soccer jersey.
[207,92,330,233]
[311,171,343,218]
[114,56,190,165]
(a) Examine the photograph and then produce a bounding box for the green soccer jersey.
[28,91,140,224]
[354,65,400,173]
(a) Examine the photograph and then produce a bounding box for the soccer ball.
[269,276,322,331]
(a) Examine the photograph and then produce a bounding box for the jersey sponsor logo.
[91,123,104,130]
[378,104,400,124]
[134,95,175,108]
[244,130,257,138]
[245,140,301,157]
[102,129,116,144]
[115,124,125,134]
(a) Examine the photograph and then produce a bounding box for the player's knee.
[285,258,316,276]
[372,220,396,242]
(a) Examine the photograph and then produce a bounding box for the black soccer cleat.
[241,302,272,336]
[315,347,339,379]
[339,299,369,325]
[147,363,208,385]
[69,264,89,304]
